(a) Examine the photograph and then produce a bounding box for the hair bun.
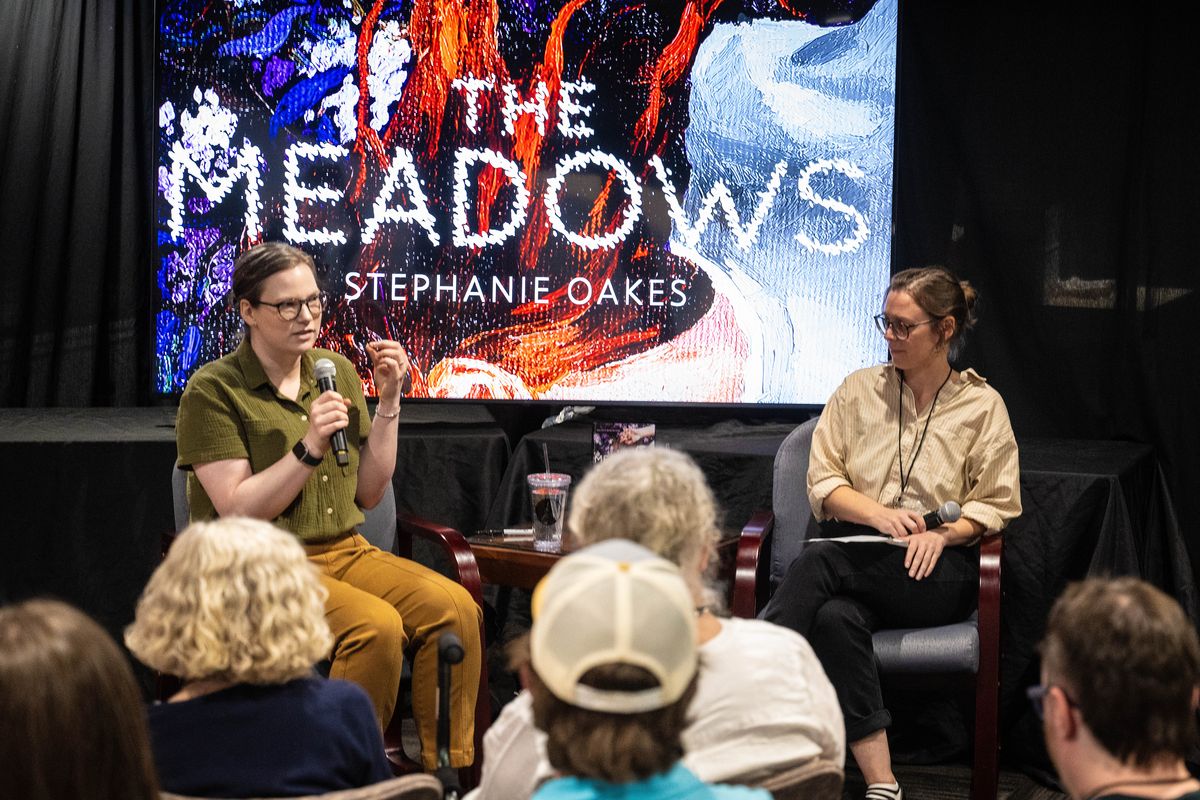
[959,280,978,330]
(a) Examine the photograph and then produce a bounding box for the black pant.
[761,530,979,743]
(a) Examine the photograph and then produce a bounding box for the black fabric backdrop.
[1,0,1198,690]
[0,0,153,406]
[890,4,1200,581]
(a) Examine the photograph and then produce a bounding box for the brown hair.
[231,241,318,305]
[1041,577,1200,767]
[0,599,159,800]
[888,266,978,354]
[530,660,699,783]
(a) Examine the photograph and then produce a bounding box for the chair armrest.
[977,531,1003,681]
[978,532,1002,643]
[731,510,774,619]
[396,513,484,608]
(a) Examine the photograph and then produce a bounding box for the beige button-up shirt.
[807,364,1021,533]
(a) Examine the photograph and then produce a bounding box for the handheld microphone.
[922,500,961,530]
[313,358,350,467]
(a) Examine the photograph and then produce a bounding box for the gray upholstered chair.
[168,465,488,787]
[172,463,403,553]
[731,417,1004,800]
[160,772,442,800]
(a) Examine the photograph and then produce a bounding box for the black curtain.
[0,1,1196,575]
[0,0,153,406]
[892,3,1200,579]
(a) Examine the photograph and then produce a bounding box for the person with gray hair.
[1035,577,1200,800]
[467,447,843,798]
[126,516,392,797]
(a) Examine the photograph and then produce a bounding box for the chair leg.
[970,665,999,800]
[972,535,1002,800]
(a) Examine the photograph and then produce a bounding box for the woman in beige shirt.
[762,267,1021,800]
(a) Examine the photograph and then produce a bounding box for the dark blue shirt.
[148,677,392,798]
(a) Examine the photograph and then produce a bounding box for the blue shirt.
[148,677,392,798]
[532,764,773,800]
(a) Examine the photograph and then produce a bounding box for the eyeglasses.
[874,313,937,340]
[1026,683,1080,720]
[254,292,328,321]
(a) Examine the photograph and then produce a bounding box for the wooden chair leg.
[971,535,1003,800]
[970,665,1000,800]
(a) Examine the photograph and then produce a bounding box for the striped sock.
[865,782,903,800]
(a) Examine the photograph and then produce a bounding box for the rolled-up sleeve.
[959,404,1022,533]
[807,386,853,521]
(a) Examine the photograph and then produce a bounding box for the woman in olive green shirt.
[175,242,481,771]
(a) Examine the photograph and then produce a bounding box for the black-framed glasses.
[873,313,937,340]
[254,292,328,321]
[1026,683,1080,720]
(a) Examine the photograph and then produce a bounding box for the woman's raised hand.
[367,340,410,406]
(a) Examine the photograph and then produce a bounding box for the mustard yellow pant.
[305,532,482,769]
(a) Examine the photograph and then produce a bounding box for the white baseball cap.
[530,539,698,714]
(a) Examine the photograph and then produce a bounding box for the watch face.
[294,440,320,465]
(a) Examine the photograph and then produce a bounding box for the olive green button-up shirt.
[176,339,371,542]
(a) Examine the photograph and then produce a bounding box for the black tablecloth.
[485,419,794,533]
[1001,439,1197,768]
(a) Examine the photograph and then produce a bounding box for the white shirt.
[465,617,844,799]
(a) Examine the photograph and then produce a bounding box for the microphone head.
[313,358,337,381]
[940,501,962,523]
[438,632,465,665]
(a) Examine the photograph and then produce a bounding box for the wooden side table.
[468,532,740,594]
[469,533,564,591]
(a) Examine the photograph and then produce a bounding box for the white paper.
[812,535,909,547]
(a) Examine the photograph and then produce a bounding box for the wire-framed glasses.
[1025,683,1080,720]
[255,292,328,321]
[873,313,937,340]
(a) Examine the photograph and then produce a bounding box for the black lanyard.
[893,367,953,507]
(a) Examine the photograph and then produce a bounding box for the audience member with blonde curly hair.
[467,447,844,799]
[0,598,159,800]
[126,516,391,798]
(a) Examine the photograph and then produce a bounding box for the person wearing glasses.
[174,241,482,771]
[762,266,1022,800]
[1032,577,1200,800]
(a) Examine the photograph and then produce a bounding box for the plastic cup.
[527,473,571,551]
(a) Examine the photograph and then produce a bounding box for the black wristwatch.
[292,439,323,467]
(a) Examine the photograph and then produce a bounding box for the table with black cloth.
[486,422,1195,772]
[0,405,509,695]
[1000,439,1196,773]
[484,418,794,533]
